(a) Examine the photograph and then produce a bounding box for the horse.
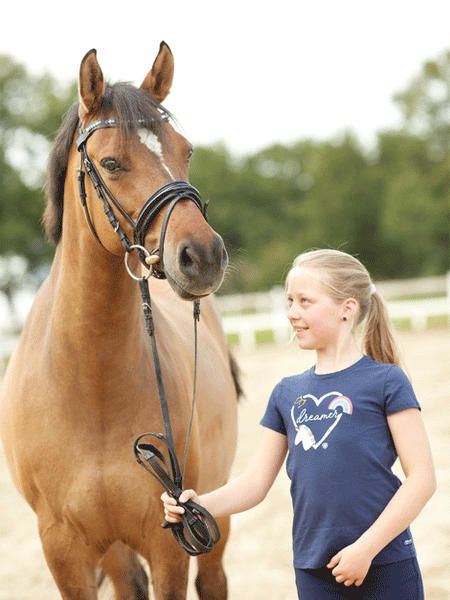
[0,42,240,600]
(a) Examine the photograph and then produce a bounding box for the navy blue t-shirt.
[260,355,420,569]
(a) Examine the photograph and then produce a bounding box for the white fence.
[1,277,449,364]
[217,275,450,349]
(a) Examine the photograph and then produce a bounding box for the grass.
[428,314,449,329]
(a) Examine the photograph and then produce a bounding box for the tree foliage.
[0,50,448,295]
[393,50,449,153]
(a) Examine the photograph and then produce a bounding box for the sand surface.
[1,329,448,599]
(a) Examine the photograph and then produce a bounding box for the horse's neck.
[49,237,143,357]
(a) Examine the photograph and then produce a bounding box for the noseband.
[75,116,208,278]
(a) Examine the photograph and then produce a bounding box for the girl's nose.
[287,306,298,322]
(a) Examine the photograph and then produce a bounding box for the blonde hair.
[289,249,402,366]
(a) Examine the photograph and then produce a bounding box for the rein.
[75,118,220,556]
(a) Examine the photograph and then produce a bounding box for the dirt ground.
[0,328,448,600]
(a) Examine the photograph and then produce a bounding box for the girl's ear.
[342,298,359,322]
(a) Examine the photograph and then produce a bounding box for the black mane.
[43,82,166,245]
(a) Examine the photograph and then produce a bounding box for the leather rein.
[76,117,220,556]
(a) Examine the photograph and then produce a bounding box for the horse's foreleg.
[139,526,190,600]
[100,541,149,600]
[39,523,99,600]
[195,515,230,600]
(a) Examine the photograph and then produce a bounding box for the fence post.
[240,328,257,350]
[269,286,290,345]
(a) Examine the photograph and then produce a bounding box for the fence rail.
[216,275,449,315]
[218,275,449,349]
[1,277,449,363]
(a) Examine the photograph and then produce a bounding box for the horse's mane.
[43,82,167,245]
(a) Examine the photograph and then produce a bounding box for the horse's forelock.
[99,83,168,143]
[43,82,167,246]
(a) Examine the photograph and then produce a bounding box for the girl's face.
[286,266,345,352]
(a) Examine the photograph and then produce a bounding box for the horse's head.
[45,43,227,300]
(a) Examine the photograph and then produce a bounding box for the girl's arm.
[328,407,436,587]
[162,426,288,521]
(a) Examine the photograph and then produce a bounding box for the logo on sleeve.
[291,392,353,450]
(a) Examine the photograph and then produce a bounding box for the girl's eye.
[101,158,121,173]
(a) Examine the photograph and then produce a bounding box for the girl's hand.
[161,489,200,523]
[327,543,372,587]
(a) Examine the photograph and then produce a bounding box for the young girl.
[162,249,436,600]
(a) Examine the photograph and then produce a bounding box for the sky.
[1,0,449,157]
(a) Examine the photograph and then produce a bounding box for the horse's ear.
[79,49,105,118]
[141,42,174,102]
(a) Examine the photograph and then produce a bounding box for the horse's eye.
[101,158,121,173]
[187,148,194,163]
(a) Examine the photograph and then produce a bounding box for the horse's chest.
[38,459,159,544]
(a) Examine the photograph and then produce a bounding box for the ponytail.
[363,291,403,367]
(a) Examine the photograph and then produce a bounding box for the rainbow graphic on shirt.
[327,396,353,414]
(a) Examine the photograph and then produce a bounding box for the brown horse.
[0,43,240,600]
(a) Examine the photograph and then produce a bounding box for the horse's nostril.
[178,243,202,277]
[177,238,226,281]
[181,247,195,268]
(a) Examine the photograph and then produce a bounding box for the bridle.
[75,115,208,277]
[76,116,220,556]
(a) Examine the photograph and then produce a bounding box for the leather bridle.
[75,116,208,277]
[76,117,220,556]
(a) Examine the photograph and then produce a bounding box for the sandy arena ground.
[0,328,448,599]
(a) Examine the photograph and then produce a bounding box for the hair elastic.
[370,283,377,295]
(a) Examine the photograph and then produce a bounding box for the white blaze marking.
[138,129,174,180]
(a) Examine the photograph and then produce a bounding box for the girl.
[162,249,436,600]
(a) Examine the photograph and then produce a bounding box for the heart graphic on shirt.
[291,392,353,450]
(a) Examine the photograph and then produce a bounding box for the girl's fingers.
[179,489,197,503]
[164,514,181,523]
[161,489,200,524]
[165,504,185,515]
[327,554,340,569]
[164,506,184,523]
[160,492,176,504]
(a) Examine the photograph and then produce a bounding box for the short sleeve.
[384,365,421,416]
[260,381,287,435]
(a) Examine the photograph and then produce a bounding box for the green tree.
[378,48,449,277]
[375,131,449,276]
[393,49,449,154]
[290,136,382,264]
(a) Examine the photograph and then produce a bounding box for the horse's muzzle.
[134,181,227,298]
